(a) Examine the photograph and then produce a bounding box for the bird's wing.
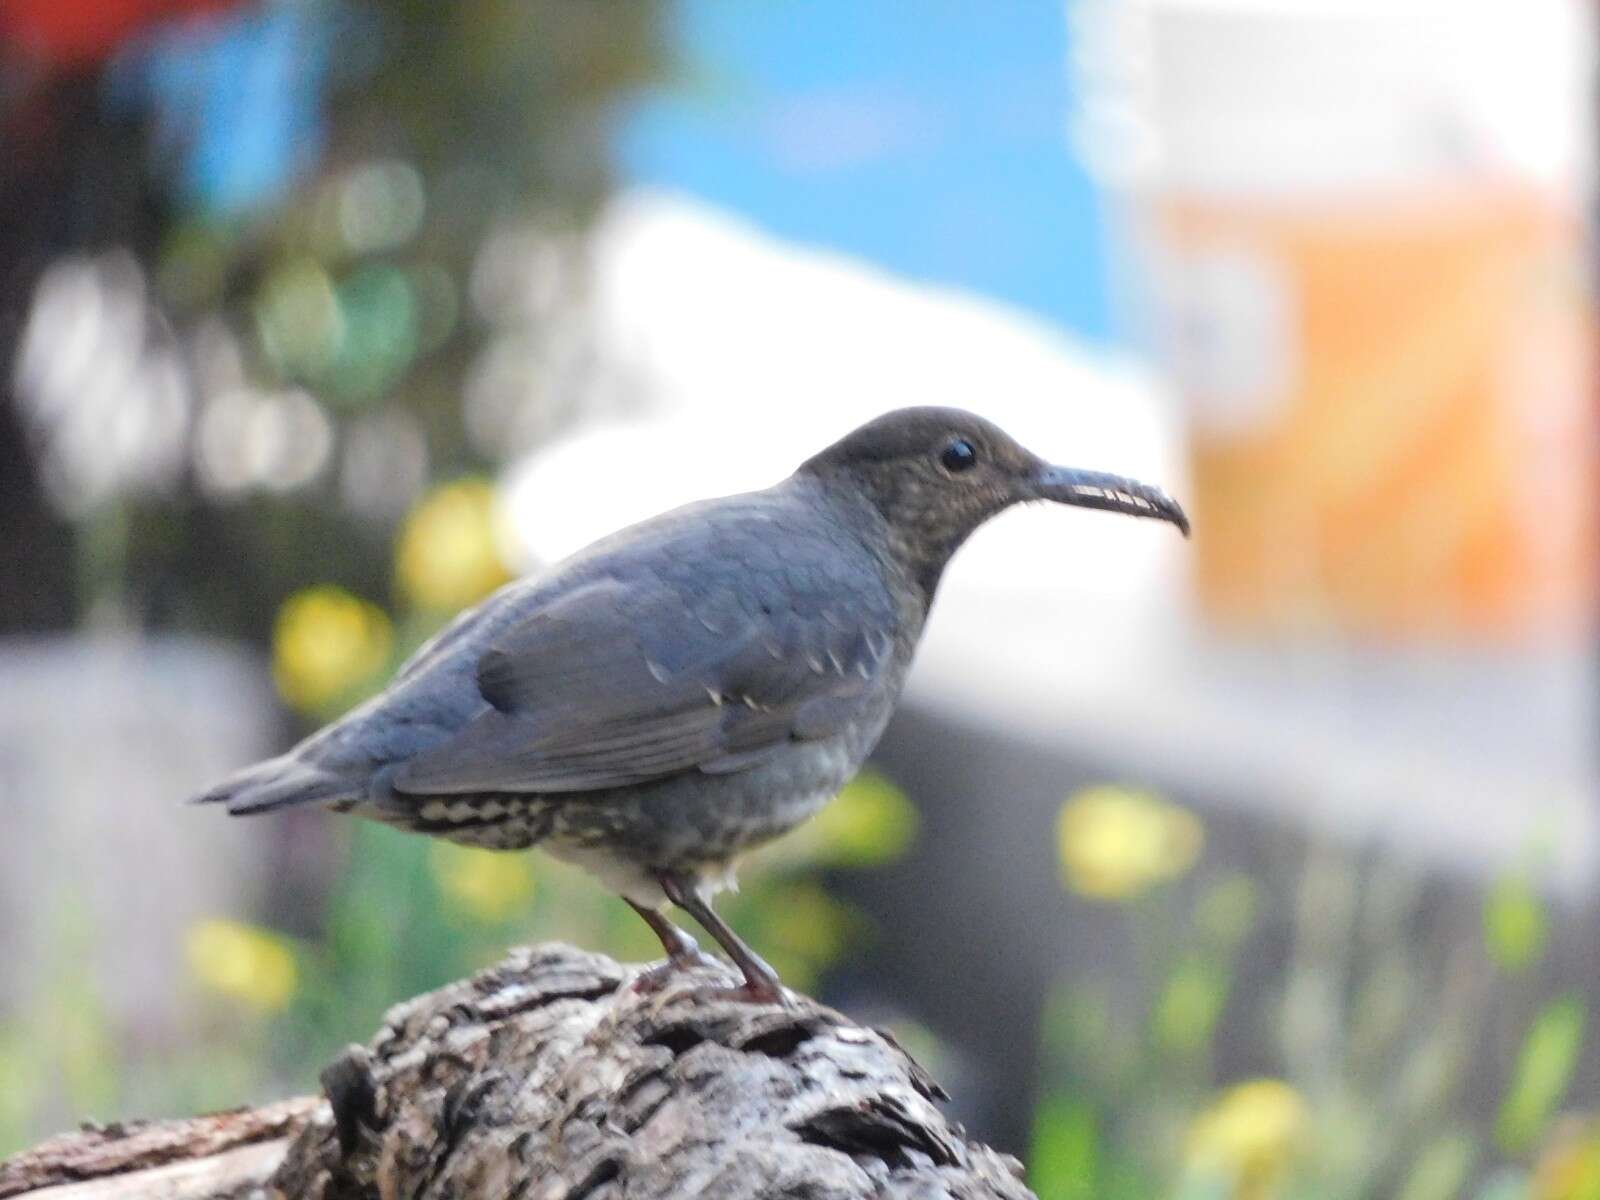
[391,562,897,796]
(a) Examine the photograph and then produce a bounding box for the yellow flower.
[1057,785,1203,901]
[1187,1079,1309,1199]
[808,771,918,866]
[1535,1116,1600,1200]
[185,919,298,1013]
[272,585,392,714]
[396,479,512,612]
[429,842,535,923]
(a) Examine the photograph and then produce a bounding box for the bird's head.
[799,406,1188,596]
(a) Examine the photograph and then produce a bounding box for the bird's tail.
[190,752,359,815]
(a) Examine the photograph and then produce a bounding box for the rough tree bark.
[1,943,1035,1199]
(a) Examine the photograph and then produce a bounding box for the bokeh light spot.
[338,160,425,255]
[428,842,535,924]
[1057,785,1203,902]
[329,265,418,404]
[271,585,394,714]
[808,770,918,866]
[395,478,513,612]
[1186,1079,1309,1195]
[184,918,299,1013]
[255,258,343,380]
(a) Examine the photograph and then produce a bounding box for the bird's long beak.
[1031,465,1191,537]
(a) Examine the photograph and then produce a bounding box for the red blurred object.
[1,0,243,69]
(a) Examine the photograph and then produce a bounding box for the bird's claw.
[676,980,791,1007]
[629,950,725,995]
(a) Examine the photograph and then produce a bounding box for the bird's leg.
[657,870,786,1004]
[625,898,721,993]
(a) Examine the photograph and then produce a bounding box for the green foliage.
[1396,1133,1478,1200]
[0,1028,42,1154]
[1195,876,1261,950]
[1154,958,1231,1058]
[0,902,120,1155]
[1498,997,1587,1154]
[1483,873,1549,975]
[1029,784,1596,1200]
[1032,1095,1103,1200]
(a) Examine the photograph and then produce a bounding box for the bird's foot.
[728,978,790,1006]
[679,978,791,1006]
[680,954,789,1005]
[629,949,724,995]
[650,869,789,1005]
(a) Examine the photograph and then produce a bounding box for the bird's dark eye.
[939,438,978,473]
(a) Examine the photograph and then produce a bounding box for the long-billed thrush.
[196,407,1188,1000]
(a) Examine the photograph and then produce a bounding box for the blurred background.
[2,1,1599,1197]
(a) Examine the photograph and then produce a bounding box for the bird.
[195,407,1188,1001]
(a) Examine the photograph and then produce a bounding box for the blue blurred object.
[109,0,329,217]
[619,0,1115,344]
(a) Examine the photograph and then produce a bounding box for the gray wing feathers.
[393,565,893,796]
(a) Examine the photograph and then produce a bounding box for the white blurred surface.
[1072,0,1594,197]
[0,636,279,1034]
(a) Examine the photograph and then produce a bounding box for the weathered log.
[0,1099,317,1199]
[2,943,1034,1199]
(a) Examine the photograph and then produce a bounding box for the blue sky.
[617,0,1115,344]
[115,1,1114,344]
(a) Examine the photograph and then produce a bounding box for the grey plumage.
[196,406,1187,998]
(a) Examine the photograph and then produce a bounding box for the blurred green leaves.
[1031,1095,1102,1200]
[0,904,120,1154]
[1499,997,1587,1154]
[1396,1132,1478,1200]
[1155,958,1231,1058]
[1195,876,1260,950]
[1484,872,1550,975]
[1030,782,1596,1200]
